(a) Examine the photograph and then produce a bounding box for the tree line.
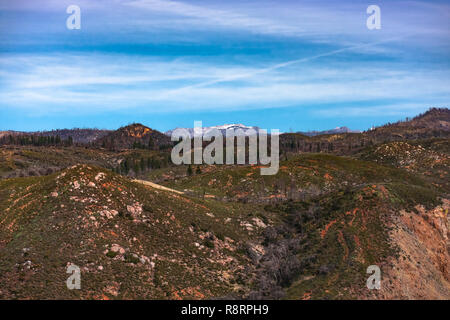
[113,155,170,176]
[0,134,73,147]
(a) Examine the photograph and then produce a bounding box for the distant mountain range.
[164,124,362,137]
[164,124,261,137]
[297,126,361,136]
[2,108,448,150]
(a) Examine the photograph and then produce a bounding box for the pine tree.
[328,143,334,152]
[153,158,161,169]
[187,165,193,176]
[124,159,130,174]
[147,158,152,169]
[134,161,140,175]
[148,136,155,149]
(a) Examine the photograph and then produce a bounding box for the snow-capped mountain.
[165,124,360,137]
[165,124,261,137]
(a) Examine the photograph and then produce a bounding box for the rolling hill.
[0,165,271,299]
[0,107,449,299]
[94,123,173,151]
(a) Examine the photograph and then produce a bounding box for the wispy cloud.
[1,52,448,116]
[121,0,450,41]
[312,102,449,117]
[123,0,300,36]
[167,36,405,93]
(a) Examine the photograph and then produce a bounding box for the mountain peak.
[120,123,151,132]
[413,107,450,122]
[96,123,171,150]
[165,123,260,136]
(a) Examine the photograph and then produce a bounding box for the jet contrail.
[167,36,404,93]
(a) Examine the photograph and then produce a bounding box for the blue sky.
[0,0,449,132]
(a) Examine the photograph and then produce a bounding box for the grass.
[154,153,435,204]
[0,165,269,299]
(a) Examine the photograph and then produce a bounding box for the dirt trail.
[132,179,184,195]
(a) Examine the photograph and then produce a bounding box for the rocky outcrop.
[376,200,450,299]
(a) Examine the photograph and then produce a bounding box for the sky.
[0,0,449,132]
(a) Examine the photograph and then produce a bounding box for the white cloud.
[0,0,114,11]
[123,0,299,36]
[1,52,448,115]
[0,54,254,89]
[312,102,448,118]
[121,0,450,42]
[166,36,404,93]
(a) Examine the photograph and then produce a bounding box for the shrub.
[124,253,140,264]
[143,204,153,213]
[106,251,118,258]
[204,239,214,249]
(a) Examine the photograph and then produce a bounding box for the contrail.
[168,37,403,93]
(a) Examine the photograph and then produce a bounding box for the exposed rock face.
[99,209,119,219]
[110,244,125,254]
[127,203,143,219]
[376,200,450,299]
